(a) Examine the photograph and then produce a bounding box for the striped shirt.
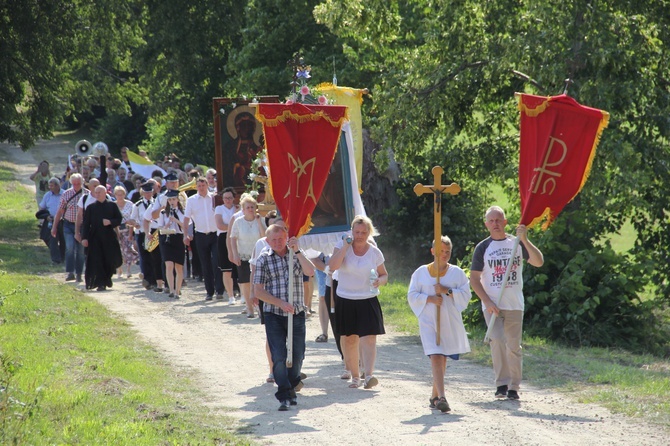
[254,249,306,317]
[58,187,89,223]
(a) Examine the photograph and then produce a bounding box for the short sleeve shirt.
[471,235,529,311]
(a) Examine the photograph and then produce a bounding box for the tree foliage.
[316,0,670,351]
[3,0,669,351]
[0,0,145,149]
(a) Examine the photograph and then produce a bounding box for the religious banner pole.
[414,166,461,345]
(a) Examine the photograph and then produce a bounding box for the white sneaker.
[228,297,235,305]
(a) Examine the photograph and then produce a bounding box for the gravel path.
[1,136,666,445]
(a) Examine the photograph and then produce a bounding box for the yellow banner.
[317,83,365,188]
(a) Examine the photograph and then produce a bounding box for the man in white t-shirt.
[470,206,544,401]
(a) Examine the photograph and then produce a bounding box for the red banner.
[518,94,609,229]
[256,103,348,237]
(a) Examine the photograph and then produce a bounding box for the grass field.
[1,161,668,443]
[0,164,251,445]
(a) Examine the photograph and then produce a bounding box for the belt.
[196,231,216,235]
[64,219,76,224]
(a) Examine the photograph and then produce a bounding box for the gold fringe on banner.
[256,108,349,128]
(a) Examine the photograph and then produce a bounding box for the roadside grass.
[381,281,670,428]
[0,168,252,445]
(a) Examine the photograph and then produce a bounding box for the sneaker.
[205,295,213,301]
[65,273,76,281]
[278,400,290,411]
[436,397,451,413]
[507,390,520,400]
[495,385,508,398]
[229,297,236,305]
[363,376,379,389]
[75,274,82,283]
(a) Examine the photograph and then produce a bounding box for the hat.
[140,182,154,192]
[165,189,179,198]
[165,173,179,182]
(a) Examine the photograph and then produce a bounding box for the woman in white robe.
[407,235,471,413]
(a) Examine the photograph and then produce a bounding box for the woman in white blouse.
[230,194,266,318]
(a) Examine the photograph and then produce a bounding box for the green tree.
[0,0,146,149]
[316,0,670,350]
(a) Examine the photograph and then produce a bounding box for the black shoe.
[289,398,297,406]
[205,295,213,301]
[97,286,106,291]
[495,385,508,398]
[66,273,76,281]
[429,397,438,409]
[507,390,520,400]
[142,279,151,290]
[278,400,290,411]
[216,294,224,300]
[75,274,82,283]
[436,397,451,413]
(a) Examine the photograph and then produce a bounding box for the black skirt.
[335,294,386,337]
[159,234,185,264]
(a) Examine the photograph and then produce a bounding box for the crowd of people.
[33,150,544,413]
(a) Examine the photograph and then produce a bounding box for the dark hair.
[151,169,164,178]
[264,209,278,227]
[164,197,184,214]
[222,186,235,196]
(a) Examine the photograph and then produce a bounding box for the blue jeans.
[63,221,85,275]
[264,312,306,402]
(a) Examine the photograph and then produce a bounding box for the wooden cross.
[414,166,461,345]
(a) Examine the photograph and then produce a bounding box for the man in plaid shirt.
[51,173,89,282]
[254,224,315,411]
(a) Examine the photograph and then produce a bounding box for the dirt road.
[1,135,666,445]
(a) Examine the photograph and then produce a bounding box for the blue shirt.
[39,190,63,217]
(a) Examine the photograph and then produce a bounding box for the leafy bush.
[523,223,667,354]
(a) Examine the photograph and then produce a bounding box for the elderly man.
[254,224,315,411]
[51,173,89,282]
[470,206,544,401]
[81,185,123,291]
[38,177,64,263]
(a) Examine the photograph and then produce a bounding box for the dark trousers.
[194,231,222,296]
[49,223,65,263]
[325,280,343,359]
[136,232,155,285]
[265,312,306,402]
[148,231,163,286]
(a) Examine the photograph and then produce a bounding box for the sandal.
[315,334,328,343]
[340,370,352,380]
[266,374,275,383]
[436,397,451,413]
[363,376,378,389]
[348,377,361,388]
[429,397,439,409]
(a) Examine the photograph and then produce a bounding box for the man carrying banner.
[470,206,543,400]
[253,224,315,411]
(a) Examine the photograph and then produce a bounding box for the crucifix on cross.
[414,166,461,345]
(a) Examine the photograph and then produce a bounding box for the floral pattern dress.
[117,199,139,267]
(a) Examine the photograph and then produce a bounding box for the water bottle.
[369,268,379,294]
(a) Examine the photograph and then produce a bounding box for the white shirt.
[184,192,217,234]
[215,204,237,236]
[335,243,385,300]
[131,198,152,233]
